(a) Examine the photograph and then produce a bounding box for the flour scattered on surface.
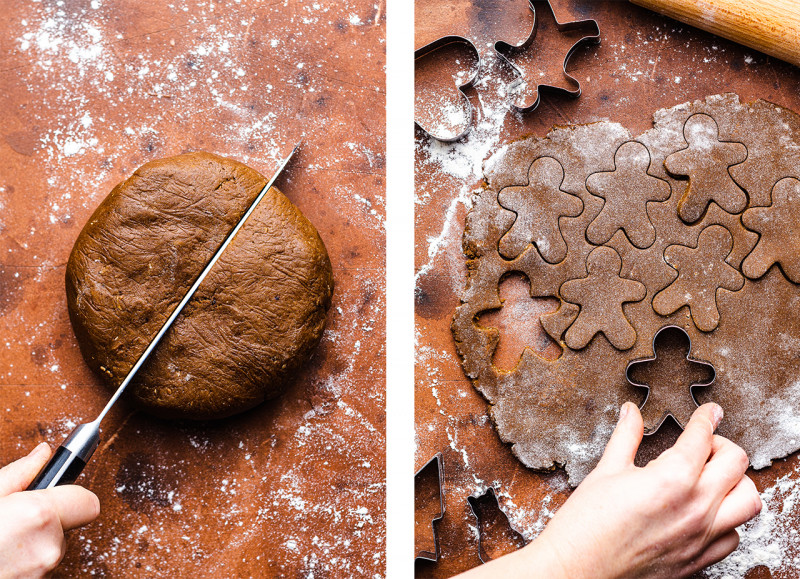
[415,54,514,291]
[705,457,800,578]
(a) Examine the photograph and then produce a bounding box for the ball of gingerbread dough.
[66,151,333,420]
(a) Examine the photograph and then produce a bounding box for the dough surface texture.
[453,94,800,485]
[67,151,333,420]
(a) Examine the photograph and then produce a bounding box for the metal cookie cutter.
[414,452,446,563]
[626,325,717,434]
[494,0,600,113]
[414,36,481,142]
[467,487,526,564]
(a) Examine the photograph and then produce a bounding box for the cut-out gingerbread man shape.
[626,326,716,433]
[586,141,671,248]
[665,114,748,224]
[653,225,744,332]
[498,156,583,262]
[742,177,800,283]
[560,246,646,350]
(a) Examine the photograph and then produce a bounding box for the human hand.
[0,443,100,579]
[458,402,762,579]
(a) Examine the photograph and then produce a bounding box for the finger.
[700,436,750,501]
[0,443,52,496]
[57,536,67,569]
[710,475,762,539]
[35,485,101,530]
[597,402,644,470]
[670,403,723,476]
[707,434,725,460]
[687,530,740,575]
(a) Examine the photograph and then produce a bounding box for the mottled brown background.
[1,0,385,576]
[415,0,800,577]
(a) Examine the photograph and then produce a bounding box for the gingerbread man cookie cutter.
[494,0,600,113]
[625,325,717,434]
[415,1,600,141]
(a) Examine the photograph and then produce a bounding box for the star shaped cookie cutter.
[625,325,717,434]
[494,0,600,113]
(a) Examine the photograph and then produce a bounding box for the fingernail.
[618,403,630,424]
[29,442,49,458]
[711,404,724,428]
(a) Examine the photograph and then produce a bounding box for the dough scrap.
[66,151,334,420]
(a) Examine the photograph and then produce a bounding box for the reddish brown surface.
[0,1,385,576]
[415,0,800,577]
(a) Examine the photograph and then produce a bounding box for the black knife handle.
[26,446,87,490]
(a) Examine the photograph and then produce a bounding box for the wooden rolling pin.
[630,0,800,68]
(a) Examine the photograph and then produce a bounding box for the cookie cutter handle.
[26,421,99,490]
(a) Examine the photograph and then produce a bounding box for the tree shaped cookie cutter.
[494,0,600,113]
[625,325,717,434]
[414,36,481,142]
[414,453,446,563]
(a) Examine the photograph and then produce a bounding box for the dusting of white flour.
[704,457,800,578]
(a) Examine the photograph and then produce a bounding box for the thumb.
[0,443,52,496]
[598,402,644,470]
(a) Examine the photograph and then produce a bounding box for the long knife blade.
[27,143,301,490]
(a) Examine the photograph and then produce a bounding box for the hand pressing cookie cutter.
[494,0,600,113]
[414,36,481,142]
[625,325,717,434]
[415,452,446,563]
